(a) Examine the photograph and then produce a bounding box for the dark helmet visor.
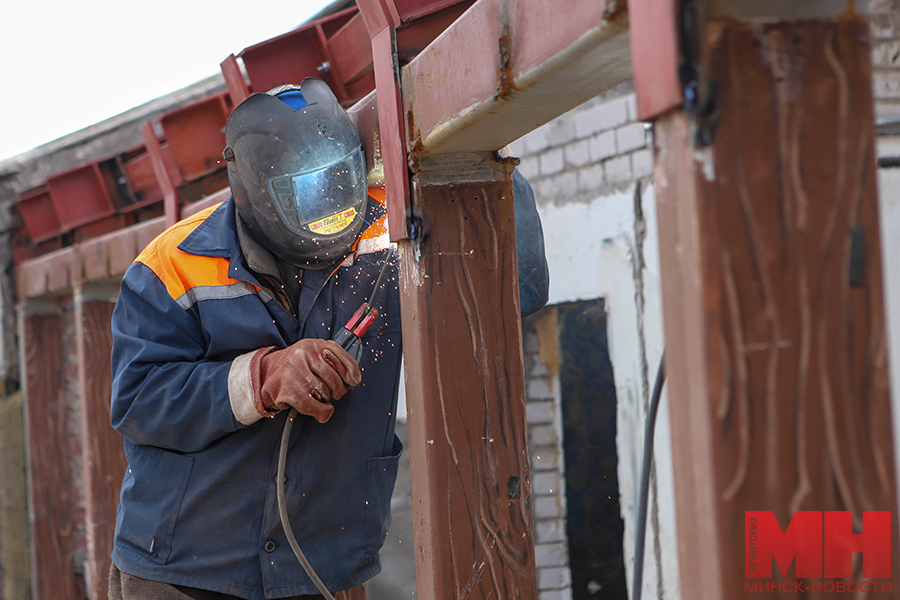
[266,148,366,236]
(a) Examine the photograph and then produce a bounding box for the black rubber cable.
[277,408,337,600]
[632,351,666,600]
[274,248,392,600]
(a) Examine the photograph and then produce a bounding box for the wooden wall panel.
[76,289,125,600]
[399,159,536,600]
[655,18,899,599]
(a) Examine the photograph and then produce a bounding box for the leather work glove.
[250,339,362,423]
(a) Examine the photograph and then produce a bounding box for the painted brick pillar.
[20,298,86,600]
[75,284,126,600]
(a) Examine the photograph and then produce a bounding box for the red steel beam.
[402,0,631,155]
[627,0,682,120]
[221,54,251,105]
[356,0,410,241]
[140,122,180,229]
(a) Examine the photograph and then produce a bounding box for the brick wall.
[871,0,900,123]
[522,315,572,600]
[512,82,651,208]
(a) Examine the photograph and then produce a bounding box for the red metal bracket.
[627,0,683,121]
[357,0,410,241]
[140,122,180,229]
[16,187,61,244]
[221,54,251,106]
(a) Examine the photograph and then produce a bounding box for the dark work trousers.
[109,563,325,600]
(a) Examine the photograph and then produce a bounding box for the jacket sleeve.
[513,168,550,316]
[110,262,246,453]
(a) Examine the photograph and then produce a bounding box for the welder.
[107,77,549,600]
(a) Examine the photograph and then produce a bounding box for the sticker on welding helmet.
[307,208,358,235]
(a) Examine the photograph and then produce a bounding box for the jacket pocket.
[117,445,194,565]
[364,434,403,556]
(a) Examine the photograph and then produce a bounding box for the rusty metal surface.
[357,0,411,240]
[220,54,251,105]
[399,164,536,599]
[158,93,231,183]
[121,143,180,211]
[46,163,117,232]
[395,1,475,61]
[140,122,181,229]
[237,7,371,106]
[16,187,60,244]
[327,13,375,84]
[335,584,367,599]
[403,0,631,154]
[627,0,682,120]
[395,0,467,22]
[372,29,411,241]
[655,18,898,599]
[356,0,401,33]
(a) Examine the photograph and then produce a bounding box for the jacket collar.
[177,197,239,257]
[176,197,259,285]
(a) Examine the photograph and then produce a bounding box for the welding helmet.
[223,78,367,268]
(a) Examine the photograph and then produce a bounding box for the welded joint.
[409,152,518,185]
[495,24,517,101]
[603,0,628,22]
[679,1,721,147]
[407,208,427,264]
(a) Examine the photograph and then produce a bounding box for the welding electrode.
[276,250,391,599]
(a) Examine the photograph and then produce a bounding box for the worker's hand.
[255,339,362,423]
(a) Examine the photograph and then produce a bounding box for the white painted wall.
[876,136,900,517]
[538,182,680,599]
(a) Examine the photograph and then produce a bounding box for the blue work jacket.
[110,173,548,598]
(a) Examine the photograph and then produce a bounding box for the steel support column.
[399,154,536,600]
[650,13,899,599]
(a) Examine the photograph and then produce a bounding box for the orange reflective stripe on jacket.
[135,203,258,306]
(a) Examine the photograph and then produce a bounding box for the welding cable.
[632,351,666,600]
[274,248,393,600]
[277,408,337,600]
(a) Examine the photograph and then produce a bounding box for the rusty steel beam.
[651,15,899,600]
[399,154,535,600]
[356,0,411,241]
[627,0,682,120]
[140,122,180,229]
[221,54,251,105]
[402,0,631,155]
